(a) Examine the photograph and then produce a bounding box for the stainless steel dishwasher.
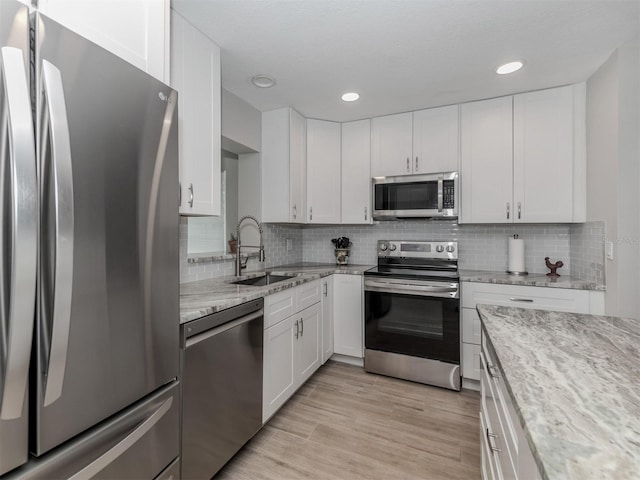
[180,298,264,479]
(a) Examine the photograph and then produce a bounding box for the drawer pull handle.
[509,297,533,303]
[486,430,501,453]
[295,319,299,339]
[487,363,501,379]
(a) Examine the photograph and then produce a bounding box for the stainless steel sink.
[230,273,296,287]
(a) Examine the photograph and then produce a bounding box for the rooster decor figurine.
[545,257,564,277]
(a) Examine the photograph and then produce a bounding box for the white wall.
[221,88,261,153]
[586,34,640,319]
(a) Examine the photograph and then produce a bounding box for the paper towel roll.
[508,238,527,274]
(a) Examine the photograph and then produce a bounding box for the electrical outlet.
[286,238,293,251]
[606,241,614,260]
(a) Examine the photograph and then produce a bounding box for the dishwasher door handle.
[185,310,263,348]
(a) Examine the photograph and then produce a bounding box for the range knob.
[435,245,445,253]
[390,244,397,251]
[446,245,455,253]
[380,243,388,251]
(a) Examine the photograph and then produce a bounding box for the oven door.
[364,277,460,364]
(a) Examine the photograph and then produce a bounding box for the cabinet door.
[171,11,221,216]
[333,275,363,358]
[289,109,306,223]
[462,343,481,381]
[307,119,341,223]
[341,119,372,224]
[460,96,513,223]
[371,112,413,177]
[321,276,334,363]
[296,304,322,385]
[263,318,295,422]
[39,0,169,82]
[412,105,459,174]
[513,85,580,223]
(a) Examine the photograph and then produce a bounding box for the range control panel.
[377,240,458,260]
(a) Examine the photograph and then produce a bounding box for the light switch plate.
[606,241,614,260]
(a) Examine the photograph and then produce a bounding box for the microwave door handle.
[437,177,443,212]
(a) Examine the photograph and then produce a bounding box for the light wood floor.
[216,361,481,479]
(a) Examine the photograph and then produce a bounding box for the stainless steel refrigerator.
[0,1,180,478]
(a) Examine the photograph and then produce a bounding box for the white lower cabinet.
[332,274,364,358]
[263,280,322,422]
[462,282,604,383]
[481,334,542,480]
[321,276,334,364]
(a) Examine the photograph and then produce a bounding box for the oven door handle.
[364,280,459,298]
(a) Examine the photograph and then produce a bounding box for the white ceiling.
[172,0,639,122]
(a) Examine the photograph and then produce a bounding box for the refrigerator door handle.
[41,60,74,407]
[0,47,37,420]
[67,396,174,480]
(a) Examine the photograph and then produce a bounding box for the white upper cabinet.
[513,84,586,223]
[341,119,372,224]
[412,105,459,174]
[38,0,169,82]
[171,10,221,216]
[460,84,586,224]
[460,96,513,223]
[306,119,341,223]
[261,108,306,223]
[371,112,413,177]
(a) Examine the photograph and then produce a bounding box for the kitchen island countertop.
[460,269,605,291]
[477,304,640,480]
[180,262,373,323]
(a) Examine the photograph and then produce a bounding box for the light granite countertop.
[477,304,640,480]
[460,269,605,291]
[180,262,373,324]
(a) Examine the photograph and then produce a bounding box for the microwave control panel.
[443,180,455,208]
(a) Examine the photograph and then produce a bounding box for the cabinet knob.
[415,156,419,172]
[309,206,313,221]
[364,206,367,221]
[406,157,410,172]
[506,202,510,220]
[292,204,297,219]
[188,183,194,208]
[518,202,522,220]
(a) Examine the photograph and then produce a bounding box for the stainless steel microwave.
[372,172,459,220]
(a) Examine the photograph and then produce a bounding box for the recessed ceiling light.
[251,74,276,88]
[341,92,360,102]
[496,61,524,75]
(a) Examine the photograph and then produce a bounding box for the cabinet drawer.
[264,288,296,329]
[481,348,518,477]
[462,282,590,313]
[481,358,517,480]
[462,308,482,344]
[297,279,321,311]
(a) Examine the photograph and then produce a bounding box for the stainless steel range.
[364,240,461,391]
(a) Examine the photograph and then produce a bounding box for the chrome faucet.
[235,215,265,276]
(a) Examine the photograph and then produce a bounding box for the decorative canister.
[335,248,350,265]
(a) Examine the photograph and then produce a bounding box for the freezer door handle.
[0,47,37,420]
[67,396,174,480]
[41,60,75,407]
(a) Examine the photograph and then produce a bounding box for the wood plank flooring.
[216,361,481,479]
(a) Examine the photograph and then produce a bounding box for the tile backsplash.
[569,221,606,285]
[302,221,572,274]
[180,220,302,283]
[180,218,606,285]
